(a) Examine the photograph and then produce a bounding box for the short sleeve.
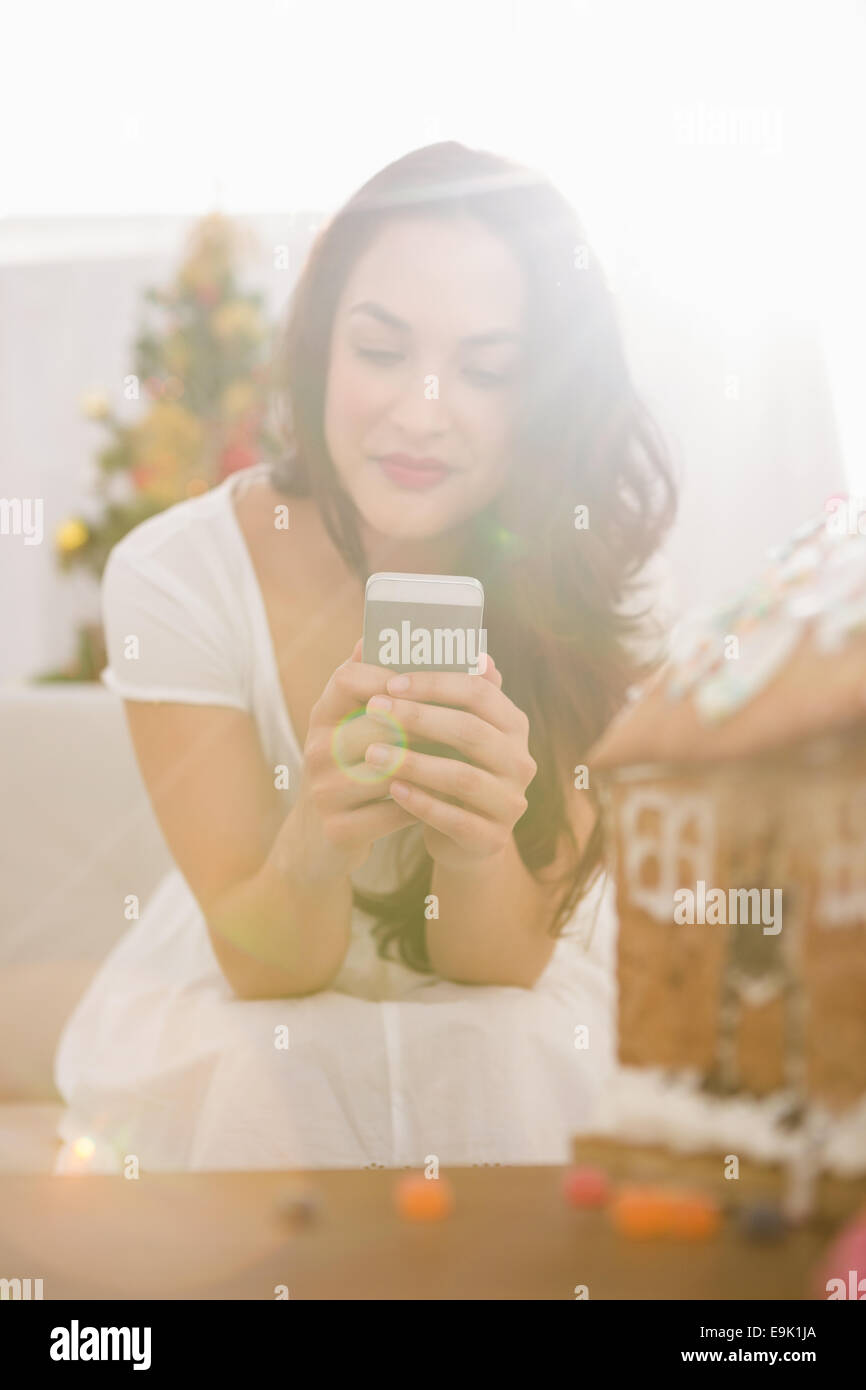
[99,543,249,711]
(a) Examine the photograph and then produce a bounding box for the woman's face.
[324,214,527,540]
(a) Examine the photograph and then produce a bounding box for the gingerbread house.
[585,499,866,1177]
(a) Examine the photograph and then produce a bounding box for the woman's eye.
[355,347,506,387]
[464,367,506,388]
[356,347,402,365]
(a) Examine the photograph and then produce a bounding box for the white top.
[53,460,621,1174]
[98,459,437,935]
[101,461,303,766]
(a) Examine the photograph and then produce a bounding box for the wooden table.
[1,1159,859,1300]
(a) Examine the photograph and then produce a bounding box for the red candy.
[562,1165,611,1208]
[814,1215,866,1300]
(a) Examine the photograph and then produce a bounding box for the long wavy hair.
[268,141,678,971]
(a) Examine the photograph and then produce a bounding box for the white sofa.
[0,685,172,1173]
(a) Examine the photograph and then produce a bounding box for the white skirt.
[53,865,618,1173]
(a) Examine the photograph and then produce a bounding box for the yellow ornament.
[164,334,190,375]
[130,401,205,504]
[56,518,90,554]
[220,380,257,419]
[80,390,110,420]
[211,300,263,341]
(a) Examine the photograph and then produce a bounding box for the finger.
[323,710,407,768]
[478,652,503,688]
[349,637,364,663]
[317,658,395,721]
[388,780,508,855]
[365,695,506,772]
[380,667,520,734]
[366,742,526,823]
[326,797,419,845]
[315,756,410,805]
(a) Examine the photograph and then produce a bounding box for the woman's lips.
[375,454,452,491]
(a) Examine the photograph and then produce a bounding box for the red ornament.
[218,440,258,478]
[196,283,221,307]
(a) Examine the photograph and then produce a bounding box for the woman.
[54,142,677,1173]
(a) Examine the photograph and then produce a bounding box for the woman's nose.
[388,369,451,433]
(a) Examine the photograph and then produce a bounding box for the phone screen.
[362,574,485,763]
[363,599,486,673]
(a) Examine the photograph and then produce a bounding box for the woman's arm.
[361,657,598,988]
[122,646,416,1000]
[427,792,598,988]
[123,701,354,998]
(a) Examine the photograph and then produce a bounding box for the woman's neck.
[358,517,475,577]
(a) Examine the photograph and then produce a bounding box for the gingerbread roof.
[588,498,866,771]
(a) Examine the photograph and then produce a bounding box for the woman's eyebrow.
[348,300,522,346]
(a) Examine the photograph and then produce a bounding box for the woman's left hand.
[362,654,537,871]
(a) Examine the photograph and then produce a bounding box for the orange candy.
[611,1185,720,1241]
[666,1190,721,1240]
[611,1186,675,1239]
[394,1173,456,1222]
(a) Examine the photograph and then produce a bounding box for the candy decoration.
[666,1190,721,1240]
[694,616,803,724]
[610,1186,675,1239]
[661,501,866,725]
[275,1184,322,1228]
[738,1203,787,1243]
[611,1185,721,1240]
[562,1165,611,1208]
[796,512,835,541]
[817,590,866,652]
[813,1214,866,1300]
[394,1173,455,1222]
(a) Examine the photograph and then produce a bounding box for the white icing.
[620,786,716,922]
[694,615,802,723]
[664,498,866,722]
[587,1066,866,1176]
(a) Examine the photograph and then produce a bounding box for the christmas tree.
[42,212,282,681]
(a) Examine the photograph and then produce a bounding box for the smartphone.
[362,572,486,764]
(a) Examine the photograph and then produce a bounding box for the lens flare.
[331,707,408,783]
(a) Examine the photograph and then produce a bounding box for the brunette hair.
[269,141,678,970]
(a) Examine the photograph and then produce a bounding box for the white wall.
[0,214,317,683]
[0,212,849,684]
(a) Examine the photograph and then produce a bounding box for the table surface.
[0,1161,854,1300]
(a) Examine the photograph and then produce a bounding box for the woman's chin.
[353,496,462,542]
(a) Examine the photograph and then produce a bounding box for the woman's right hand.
[289,638,418,877]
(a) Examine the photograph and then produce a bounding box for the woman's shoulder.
[107,471,249,574]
